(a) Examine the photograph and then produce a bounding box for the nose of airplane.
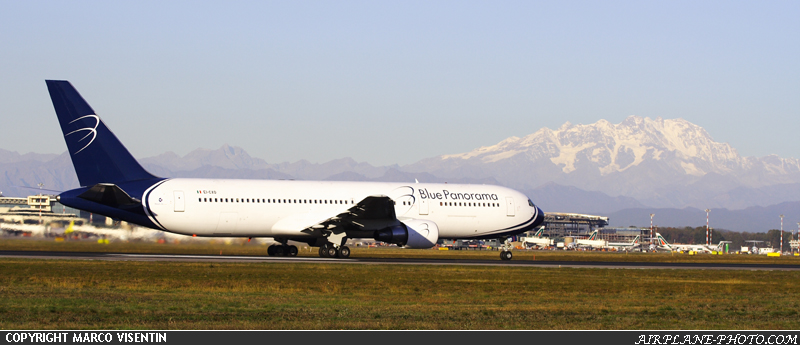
[533,207,545,227]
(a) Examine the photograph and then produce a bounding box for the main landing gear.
[267,244,298,257]
[318,243,350,258]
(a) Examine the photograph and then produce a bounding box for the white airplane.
[45,80,544,260]
[522,227,553,248]
[652,233,717,253]
[575,230,606,249]
[606,235,641,251]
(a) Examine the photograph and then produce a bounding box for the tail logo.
[65,115,100,154]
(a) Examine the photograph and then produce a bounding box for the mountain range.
[2,116,798,232]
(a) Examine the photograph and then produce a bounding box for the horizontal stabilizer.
[78,183,141,207]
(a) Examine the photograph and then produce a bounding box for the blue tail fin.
[46,80,157,186]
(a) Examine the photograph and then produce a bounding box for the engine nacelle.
[373,219,439,249]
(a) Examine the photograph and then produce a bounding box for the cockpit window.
[528,199,535,207]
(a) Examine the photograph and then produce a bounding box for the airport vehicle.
[522,227,553,248]
[606,235,640,251]
[741,240,777,255]
[45,80,544,260]
[575,230,606,249]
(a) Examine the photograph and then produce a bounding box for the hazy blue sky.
[1,1,797,166]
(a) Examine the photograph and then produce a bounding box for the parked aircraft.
[575,230,606,248]
[45,80,544,260]
[652,233,731,253]
[522,227,553,248]
[606,235,640,251]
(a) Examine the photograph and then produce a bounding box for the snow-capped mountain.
[3,116,799,212]
[405,116,800,208]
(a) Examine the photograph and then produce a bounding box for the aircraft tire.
[500,251,513,261]
[325,245,338,258]
[267,245,276,256]
[338,246,350,258]
[318,247,328,258]
[287,245,298,257]
[274,246,285,256]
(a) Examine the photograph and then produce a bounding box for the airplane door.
[174,191,185,212]
[506,197,515,217]
[419,198,429,215]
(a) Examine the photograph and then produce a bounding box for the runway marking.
[1,250,799,270]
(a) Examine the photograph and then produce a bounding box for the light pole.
[37,183,43,224]
[705,209,710,246]
[650,213,655,245]
[780,214,784,254]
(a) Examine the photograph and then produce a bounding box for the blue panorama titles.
[418,188,499,201]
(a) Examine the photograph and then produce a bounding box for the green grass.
[1,239,799,329]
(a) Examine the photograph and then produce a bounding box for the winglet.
[46,80,157,186]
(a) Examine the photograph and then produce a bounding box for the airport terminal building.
[527,212,651,244]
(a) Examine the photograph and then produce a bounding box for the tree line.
[658,226,796,251]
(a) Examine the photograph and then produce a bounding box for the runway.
[1,250,799,270]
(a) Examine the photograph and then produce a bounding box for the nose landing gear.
[499,237,514,261]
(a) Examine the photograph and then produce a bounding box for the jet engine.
[373,219,439,249]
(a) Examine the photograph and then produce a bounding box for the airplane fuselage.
[141,179,540,239]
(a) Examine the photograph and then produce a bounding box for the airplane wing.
[271,195,399,236]
[336,196,397,225]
